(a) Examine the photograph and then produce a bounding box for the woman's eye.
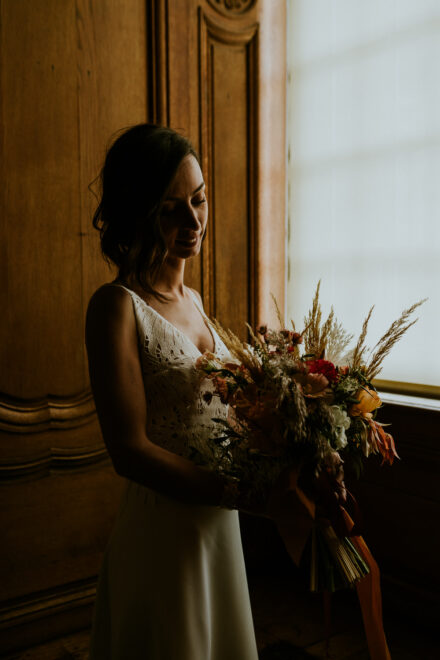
[161,197,206,215]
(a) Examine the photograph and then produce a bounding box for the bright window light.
[287,0,440,393]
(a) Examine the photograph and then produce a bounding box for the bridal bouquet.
[194,283,425,593]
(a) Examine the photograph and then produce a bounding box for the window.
[286,0,440,397]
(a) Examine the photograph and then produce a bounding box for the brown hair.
[92,123,198,301]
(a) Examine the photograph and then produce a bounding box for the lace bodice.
[112,284,232,461]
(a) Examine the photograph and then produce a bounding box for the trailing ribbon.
[268,469,391,660]
[266,467,316,566]
[344,510,391,660]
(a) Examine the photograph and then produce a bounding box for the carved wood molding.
[0,391,96,434]
[147,0,169,124]
[207,0,256,17]
[0,577,96,629]
[0,442,109,482]
[199,9,258,46]
[198,9,259,327]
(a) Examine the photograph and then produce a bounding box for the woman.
[86,124,260,659]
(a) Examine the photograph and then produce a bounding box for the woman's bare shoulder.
[87,283,132,315]
[86,283,135,343]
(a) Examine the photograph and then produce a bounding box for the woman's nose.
[183,203,202,228]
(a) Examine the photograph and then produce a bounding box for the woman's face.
[159,155,208,258]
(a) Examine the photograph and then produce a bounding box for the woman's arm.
[85,285,225,506]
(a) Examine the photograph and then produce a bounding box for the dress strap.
[187,288,206,317]
[104,282,147,306]
[106,282,206,320]
[103,281,133,295]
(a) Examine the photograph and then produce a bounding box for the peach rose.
[294,372,330,397]
[350,387,381,418]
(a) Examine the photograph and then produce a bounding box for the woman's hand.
[233,465,304,519]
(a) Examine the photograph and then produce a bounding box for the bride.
[86,123,260,659]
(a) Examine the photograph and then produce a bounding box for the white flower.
[329,405,351,450]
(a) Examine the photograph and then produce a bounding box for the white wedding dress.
[89,284,259,660]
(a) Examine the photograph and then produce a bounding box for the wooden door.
[0,0,286,654]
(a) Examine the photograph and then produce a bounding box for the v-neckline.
[114,283,217,356]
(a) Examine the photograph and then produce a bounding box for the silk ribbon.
[269,476,391,659]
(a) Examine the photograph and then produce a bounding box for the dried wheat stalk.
[207,318,263,376]
[366,299,427,380]
[303,281,323,356]
[270,292,285,328]
[351,306,374,370]
[325,319,354,365]
[302,281,337,358]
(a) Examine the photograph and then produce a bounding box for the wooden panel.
[199,10,258,336]
[352,402,440,622]
[0,0,147,653]
[0,0,82,398]
[212,40,250,330]
[168,2,200,137]
[1,629,91,660]
[77,0,149,378]
[0,464,124,602]
[0,0,148,399]
[166,0,203,294]
[0,418,107,479]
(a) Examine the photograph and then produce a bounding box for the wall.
[0,0,286,654]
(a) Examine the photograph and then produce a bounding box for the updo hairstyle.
[92,123,199,301]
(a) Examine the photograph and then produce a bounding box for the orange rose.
[350,387,381,418]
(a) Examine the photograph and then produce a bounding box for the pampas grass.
[365,299,427,380]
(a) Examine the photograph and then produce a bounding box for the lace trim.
[104,282,231,459]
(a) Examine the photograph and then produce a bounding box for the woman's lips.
[176,236,198,246]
